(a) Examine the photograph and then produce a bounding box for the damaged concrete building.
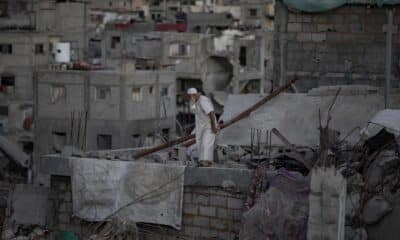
[34,68,176,175]
[3,0,400,240]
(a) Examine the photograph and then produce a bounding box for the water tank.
[54,42,71,63]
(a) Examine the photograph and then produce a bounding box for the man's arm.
[209,112,219,134]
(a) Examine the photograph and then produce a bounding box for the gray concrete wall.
[55,2,87,60]
[274,2,400,92]
[0,32,51,101]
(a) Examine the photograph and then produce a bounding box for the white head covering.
[187,88,198,95]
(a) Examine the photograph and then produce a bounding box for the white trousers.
[197,128,216,162]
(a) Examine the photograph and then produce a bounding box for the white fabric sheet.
[71,158,186,229]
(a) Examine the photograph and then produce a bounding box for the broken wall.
[47,167,249,240]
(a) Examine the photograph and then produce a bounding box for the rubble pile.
[2,226,48,240]
[340,128,400,240]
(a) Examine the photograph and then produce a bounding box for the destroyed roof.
[218,86,400,147]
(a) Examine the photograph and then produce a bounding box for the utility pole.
[384,8,394,109]
[83,0,88,61]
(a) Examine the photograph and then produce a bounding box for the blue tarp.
[282,0,400,12]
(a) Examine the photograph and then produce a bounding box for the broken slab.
[218,86,400,147]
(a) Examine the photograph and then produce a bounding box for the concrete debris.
[2,226,48,240]
[363,196,392,224]
[364,159,384,188]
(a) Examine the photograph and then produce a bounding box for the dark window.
[162,128,170,141]
[161,87,168,97]
[0,44,12,54]
[18,1,28,12]
[97,134,112,150]
[1,75,15,86]
[111,36,121,49]
[0,1,8,17]
[95,86,111,100]
[21,141,33,154]
[193,26,201,33]
[132,134,142,148]
[0,106,8,116]
[249,8,257,17]
[1,74,15,94]
[35,43,44,54]
[89,39,102,58]
[239,46,247,66]
[109,1,112,7]
[149,86,153,94]
[52,131,67,153]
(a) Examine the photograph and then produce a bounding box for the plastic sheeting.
[361,109,400,142]
[283,0,400,12]
[71,158,186,229]
[368,109,400,135]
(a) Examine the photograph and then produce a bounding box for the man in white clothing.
[187,88,219,167]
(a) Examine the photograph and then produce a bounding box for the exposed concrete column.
[276,0,288,87]
[233,38,240,93]
[384,8,394,109]
[308,167,346,240]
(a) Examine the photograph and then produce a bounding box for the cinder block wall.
[50,176,245,240]
[274,3,400,92]
[180,186,244,239]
